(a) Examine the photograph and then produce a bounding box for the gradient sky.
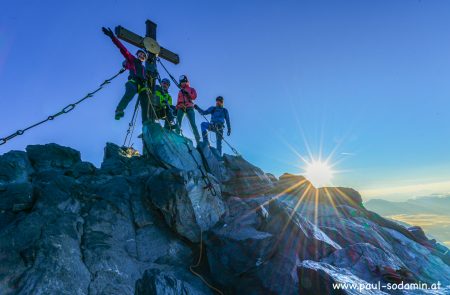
[1,0,450,201]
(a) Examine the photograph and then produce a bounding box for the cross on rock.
[114,19,179,120]
[115,19,179,64]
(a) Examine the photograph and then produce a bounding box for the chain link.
[0,68,125,146]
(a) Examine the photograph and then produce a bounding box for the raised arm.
[102,27,134,63]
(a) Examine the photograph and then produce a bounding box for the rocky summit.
[0,123,449,295]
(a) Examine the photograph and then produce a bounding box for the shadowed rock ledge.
[0,125,449,294]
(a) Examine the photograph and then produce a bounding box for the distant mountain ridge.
[365,195,450,216]
[365,195,450,248]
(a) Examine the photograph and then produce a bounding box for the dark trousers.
[156,105,176,129]
[176,108,200,143]
[116,80,150,123]
[201,122,224,155]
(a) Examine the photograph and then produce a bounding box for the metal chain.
[0,68,126,146]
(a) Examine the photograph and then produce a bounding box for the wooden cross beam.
[115,20,179,64]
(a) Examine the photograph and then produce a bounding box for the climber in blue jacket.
[194,96,231,155]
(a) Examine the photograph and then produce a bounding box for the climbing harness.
[0,68,126,146]
[154,72,176,131]
[151,59,219,195]
[157,58,240,156]
[200,113,239,156]
[128,79,149,94]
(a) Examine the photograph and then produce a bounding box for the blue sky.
[1,0,449,200]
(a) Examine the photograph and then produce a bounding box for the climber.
[194,96,231,155]
[102,27,150,123]
[176,75,201,144]
[155,78,176,129]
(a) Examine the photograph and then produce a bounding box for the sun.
[304,160,334,188]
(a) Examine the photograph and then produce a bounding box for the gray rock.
[382,228,450,285]
[319,187,363,208]
[100,143,162,179]
[222,154,274,197]
[146,169,225,242]
[135,265,214,295]
[70,161,97,178]
[323,243,413,283]
[100,142,132,175]
[142,122,204,171]
[0,151,34,185]
[407,226,428,243]
[26,143,81,171]
[0,182,34,212]
[247,199,342,294]
[265,199,342,260]
[272,173,363,208]
[297,260,388,295]
[14,213,91,295]
[265,173,278,182]
[196,142,226,181]
[205,197,274,288]
[136,225,192,266]
[0,140,449,294]
[81,194,142,295]
[130,191,192,266]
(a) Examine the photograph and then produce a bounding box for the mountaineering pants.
[116,80,150,123]
[156,105,177,129]
[201,122,224,155]
[176,107,200,143]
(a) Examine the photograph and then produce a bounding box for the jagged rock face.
[205,197,274,289]
[0,139,449,295]
[135,265,213,295]
[26,143,81,171]
[196,143,225,182]
[142,122,204,171]
[0,151,34,184]
[272,173,363,208]
[146,169,225,243]
[221,154,275,197]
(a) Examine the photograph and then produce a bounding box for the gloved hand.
[102,27,114,38]
[227,129,231,136]
[115,110,124,120]
[194,104,199,110]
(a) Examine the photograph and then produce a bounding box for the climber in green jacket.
[155,78,176,129]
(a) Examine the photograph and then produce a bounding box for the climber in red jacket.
[175,75,200,144]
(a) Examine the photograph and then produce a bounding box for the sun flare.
[304,160,334,188]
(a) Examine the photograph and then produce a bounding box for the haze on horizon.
[1,0,449,202]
